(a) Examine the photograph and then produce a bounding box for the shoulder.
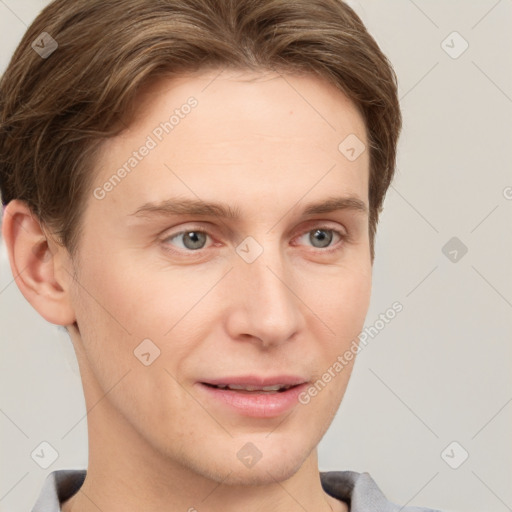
[320,470,443,512]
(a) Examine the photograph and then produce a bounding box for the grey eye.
[171,231,208,250]
[309,229,334,248]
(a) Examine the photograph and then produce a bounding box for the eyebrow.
[129,195,368,219]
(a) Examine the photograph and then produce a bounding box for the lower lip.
[197,382,308,418]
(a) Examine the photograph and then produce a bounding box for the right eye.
[162,229,212,252]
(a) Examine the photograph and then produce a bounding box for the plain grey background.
[1,1,511,511]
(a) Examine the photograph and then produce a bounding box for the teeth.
[213,384,292,391]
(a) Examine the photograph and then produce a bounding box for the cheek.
[69,255,153,384]
[70,263,196,423]
[306,261,372,339]
[73,257,209,384]
[76,253,173,339]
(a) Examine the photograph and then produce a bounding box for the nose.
[224,242,304,349]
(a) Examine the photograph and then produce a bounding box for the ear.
[1,199,77,326]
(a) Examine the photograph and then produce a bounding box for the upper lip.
[200,375,308,387]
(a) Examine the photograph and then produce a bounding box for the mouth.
[197,377,309,418]
[201,382,299,393]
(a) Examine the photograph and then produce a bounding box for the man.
[0,0,442,510]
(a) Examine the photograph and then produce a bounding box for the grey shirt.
[31,469,442,511]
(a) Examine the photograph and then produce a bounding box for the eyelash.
[161,224,349,256]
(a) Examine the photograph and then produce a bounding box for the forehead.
[130,68,367,151]
[88,68,369,221]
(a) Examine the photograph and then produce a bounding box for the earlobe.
[1,199,77,326]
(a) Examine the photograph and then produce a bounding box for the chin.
[218,456,308,487]
[229,437,314,486]
[178,433,313,488]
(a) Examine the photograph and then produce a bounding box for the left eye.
[295,228,343,249]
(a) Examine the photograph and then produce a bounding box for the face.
[65,68,372,485]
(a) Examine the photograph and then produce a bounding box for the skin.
[3,68,372,512]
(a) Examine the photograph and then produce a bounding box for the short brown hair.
[0,0,401,262]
